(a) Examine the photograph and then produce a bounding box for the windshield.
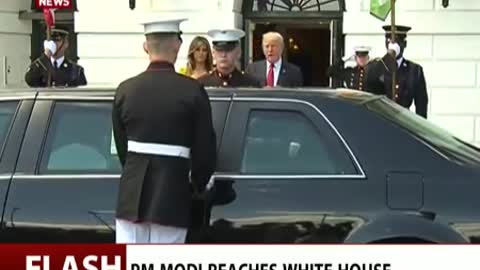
[364,97,480,165]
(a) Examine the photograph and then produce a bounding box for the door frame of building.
[243,17,343,88]
[242,0,345,87]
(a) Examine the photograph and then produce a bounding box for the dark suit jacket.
[112,61,216,228]
[25,54,87,87]
[364,55,428,118]
[246,59,303,87]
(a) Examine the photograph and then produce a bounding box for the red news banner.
[35,0,73,9]
[0,244,479,270]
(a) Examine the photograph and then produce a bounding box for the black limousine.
[0,86,478,243]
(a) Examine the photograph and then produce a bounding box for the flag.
[42,8,56,28]
[370,0,392,21]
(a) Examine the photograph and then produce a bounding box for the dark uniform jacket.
[327,64,367,91]
[245,59,303,87]
[198,68,262,87]
[112,61,217,228]
[25,54,87,87]
[364,54,428,118]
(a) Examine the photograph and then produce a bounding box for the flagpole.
[46,25,52,87]
[390,0,396,101]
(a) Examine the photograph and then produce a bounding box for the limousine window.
[241,110,358,175]
[39,102,121,174]
[0,101,18,157]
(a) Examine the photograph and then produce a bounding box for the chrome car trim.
[233,97,366,178]
[13,174,120,179]
[212,173,365,179]
[0,96,36,101]
[0,175,11,180]
[11,172,364,181]
[37,96,114,101]
[36,96,232,101]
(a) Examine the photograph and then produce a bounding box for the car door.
[0,94,35,235]
[2,92,232,243]
[3,94,120,242]
[206,96,382,243]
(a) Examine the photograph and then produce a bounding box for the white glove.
[342,54,355,62]
[388,42,401,57]
[44,40,57,56]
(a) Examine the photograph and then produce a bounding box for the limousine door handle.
[206,174,237,206]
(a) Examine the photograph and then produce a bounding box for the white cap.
[140,18,187,35]
[207,29,245,42]
[354,46,371,54]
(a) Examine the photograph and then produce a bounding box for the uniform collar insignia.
[217,69,233,79]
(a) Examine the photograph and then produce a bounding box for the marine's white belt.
[128,140,190,159]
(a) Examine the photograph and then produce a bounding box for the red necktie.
[266,62,275,87]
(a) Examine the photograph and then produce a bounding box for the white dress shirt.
[51,56,65,68]
[265,58,282,86]
[397,57,404,68]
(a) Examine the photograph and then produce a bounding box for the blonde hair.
[185,36,213,76]
[262,32,284,47]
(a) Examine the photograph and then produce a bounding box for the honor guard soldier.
[198,29,261,87]
[25,25,87,87]
[112,17,217,243]
[364,25,428,118]
[327,46,371,91]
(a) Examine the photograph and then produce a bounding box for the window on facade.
[241,110,358,175]
[39,102,121,174]
[0,102,19,157]
[251,0,343,12]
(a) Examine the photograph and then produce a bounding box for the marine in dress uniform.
[327,46,371,91]
[112,18,217,243]
[364,25,429,118]
[198,29,261,87]
[25,26,87,87]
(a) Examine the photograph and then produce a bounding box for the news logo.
[35,0,73,9]
[26,255,121,270]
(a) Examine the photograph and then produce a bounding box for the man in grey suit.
[246,32,303,87]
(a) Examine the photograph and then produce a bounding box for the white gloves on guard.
[44,40,57,56]
[388,42,401,57]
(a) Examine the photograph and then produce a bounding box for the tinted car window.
[365,98,480,164]
[0,101,18,157]
[39,102,121,174]
[241,110,358,175]
[210,101,230,149]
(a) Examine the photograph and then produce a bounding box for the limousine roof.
[0,85,379,104]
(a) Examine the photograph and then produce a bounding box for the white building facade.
[1,0,480,146]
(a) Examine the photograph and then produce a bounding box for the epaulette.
[404,59,417,66]
[67,59,80,66]
[34,57,48,71]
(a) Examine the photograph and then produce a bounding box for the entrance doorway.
[250,23,331,87]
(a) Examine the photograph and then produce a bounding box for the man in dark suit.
[25,25,87,87]
[246,31,303,87]
[112,18,217,243]
[364,25,428,118]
